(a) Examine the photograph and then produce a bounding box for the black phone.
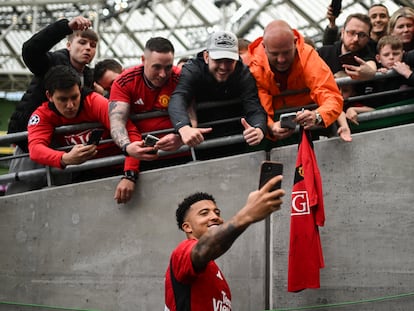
[279,112,297,129]
[86,129,104,145]
[339,52,359,66]
[144,134,160,154]
[259,161,283,192]
[330,0,342,17]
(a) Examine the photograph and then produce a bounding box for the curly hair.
[176,192,216,231]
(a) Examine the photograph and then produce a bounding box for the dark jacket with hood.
[168,51,267,139]
[7,18,94,152]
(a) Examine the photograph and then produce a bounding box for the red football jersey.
[288,128,325,292]
[109,65,180,134]
[165,239,232,311]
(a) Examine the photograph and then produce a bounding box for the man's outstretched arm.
[191,175,285,271]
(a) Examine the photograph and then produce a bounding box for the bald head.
[262,20,297,72]
[263,20,295,45]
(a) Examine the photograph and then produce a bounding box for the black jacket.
[7,19,94,152]
[403,50,414,85]
[317,41,376,75]
[168,52,267,138]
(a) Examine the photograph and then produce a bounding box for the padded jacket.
[168,52,267,136]
[247,29,343,132]
[7,19,94,152]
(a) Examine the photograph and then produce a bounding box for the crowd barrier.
[0,123,413,311]
[0,70,413,309]
[0,72,413,190]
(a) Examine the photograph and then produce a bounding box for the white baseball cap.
[207,31,239,61]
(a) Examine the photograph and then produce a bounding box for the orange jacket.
[247,30,343,131]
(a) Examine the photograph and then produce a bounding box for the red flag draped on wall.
[288,127,325,292]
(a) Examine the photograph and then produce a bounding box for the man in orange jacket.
[247,20,343,141]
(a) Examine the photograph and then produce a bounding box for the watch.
[122,170,138,183]
[315,111,323,125]
[121,143,130,156]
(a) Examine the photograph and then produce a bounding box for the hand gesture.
[178,125,213,147]
[241,118,264,146]
[155,133,183,151]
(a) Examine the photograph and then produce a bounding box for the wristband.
[122,170,138,183]
[121,143,130,156]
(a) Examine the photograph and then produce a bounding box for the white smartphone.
[144,134,160,154]
[279,112,297,129]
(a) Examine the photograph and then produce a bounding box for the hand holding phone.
[330,0,342,17]
[259,161,283,192]
[339,52,359,66]
[144,134,160,154]
[86,129,104,145]
[280,112,297,129]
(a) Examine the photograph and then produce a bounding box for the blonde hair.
[387,7,414,34]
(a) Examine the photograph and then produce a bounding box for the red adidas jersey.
[165,239,232,311]
[109,65,180,134]
[28,92,140,171]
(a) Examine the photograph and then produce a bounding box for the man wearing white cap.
[168,30,267,159]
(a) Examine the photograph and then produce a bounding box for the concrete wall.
[270,124,414,310]
[0,124,413,311]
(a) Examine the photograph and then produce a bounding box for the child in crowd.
[373,35,414,107]
[376,35,413,80]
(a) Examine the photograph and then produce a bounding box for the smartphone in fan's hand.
[144,134,160,154]
[339,51,359,66]
[330,0,342,17]
[259,161,283,192]
[280,112,297,129]
[86,129,104,145]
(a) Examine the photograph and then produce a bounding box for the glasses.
[345,30,369,40]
